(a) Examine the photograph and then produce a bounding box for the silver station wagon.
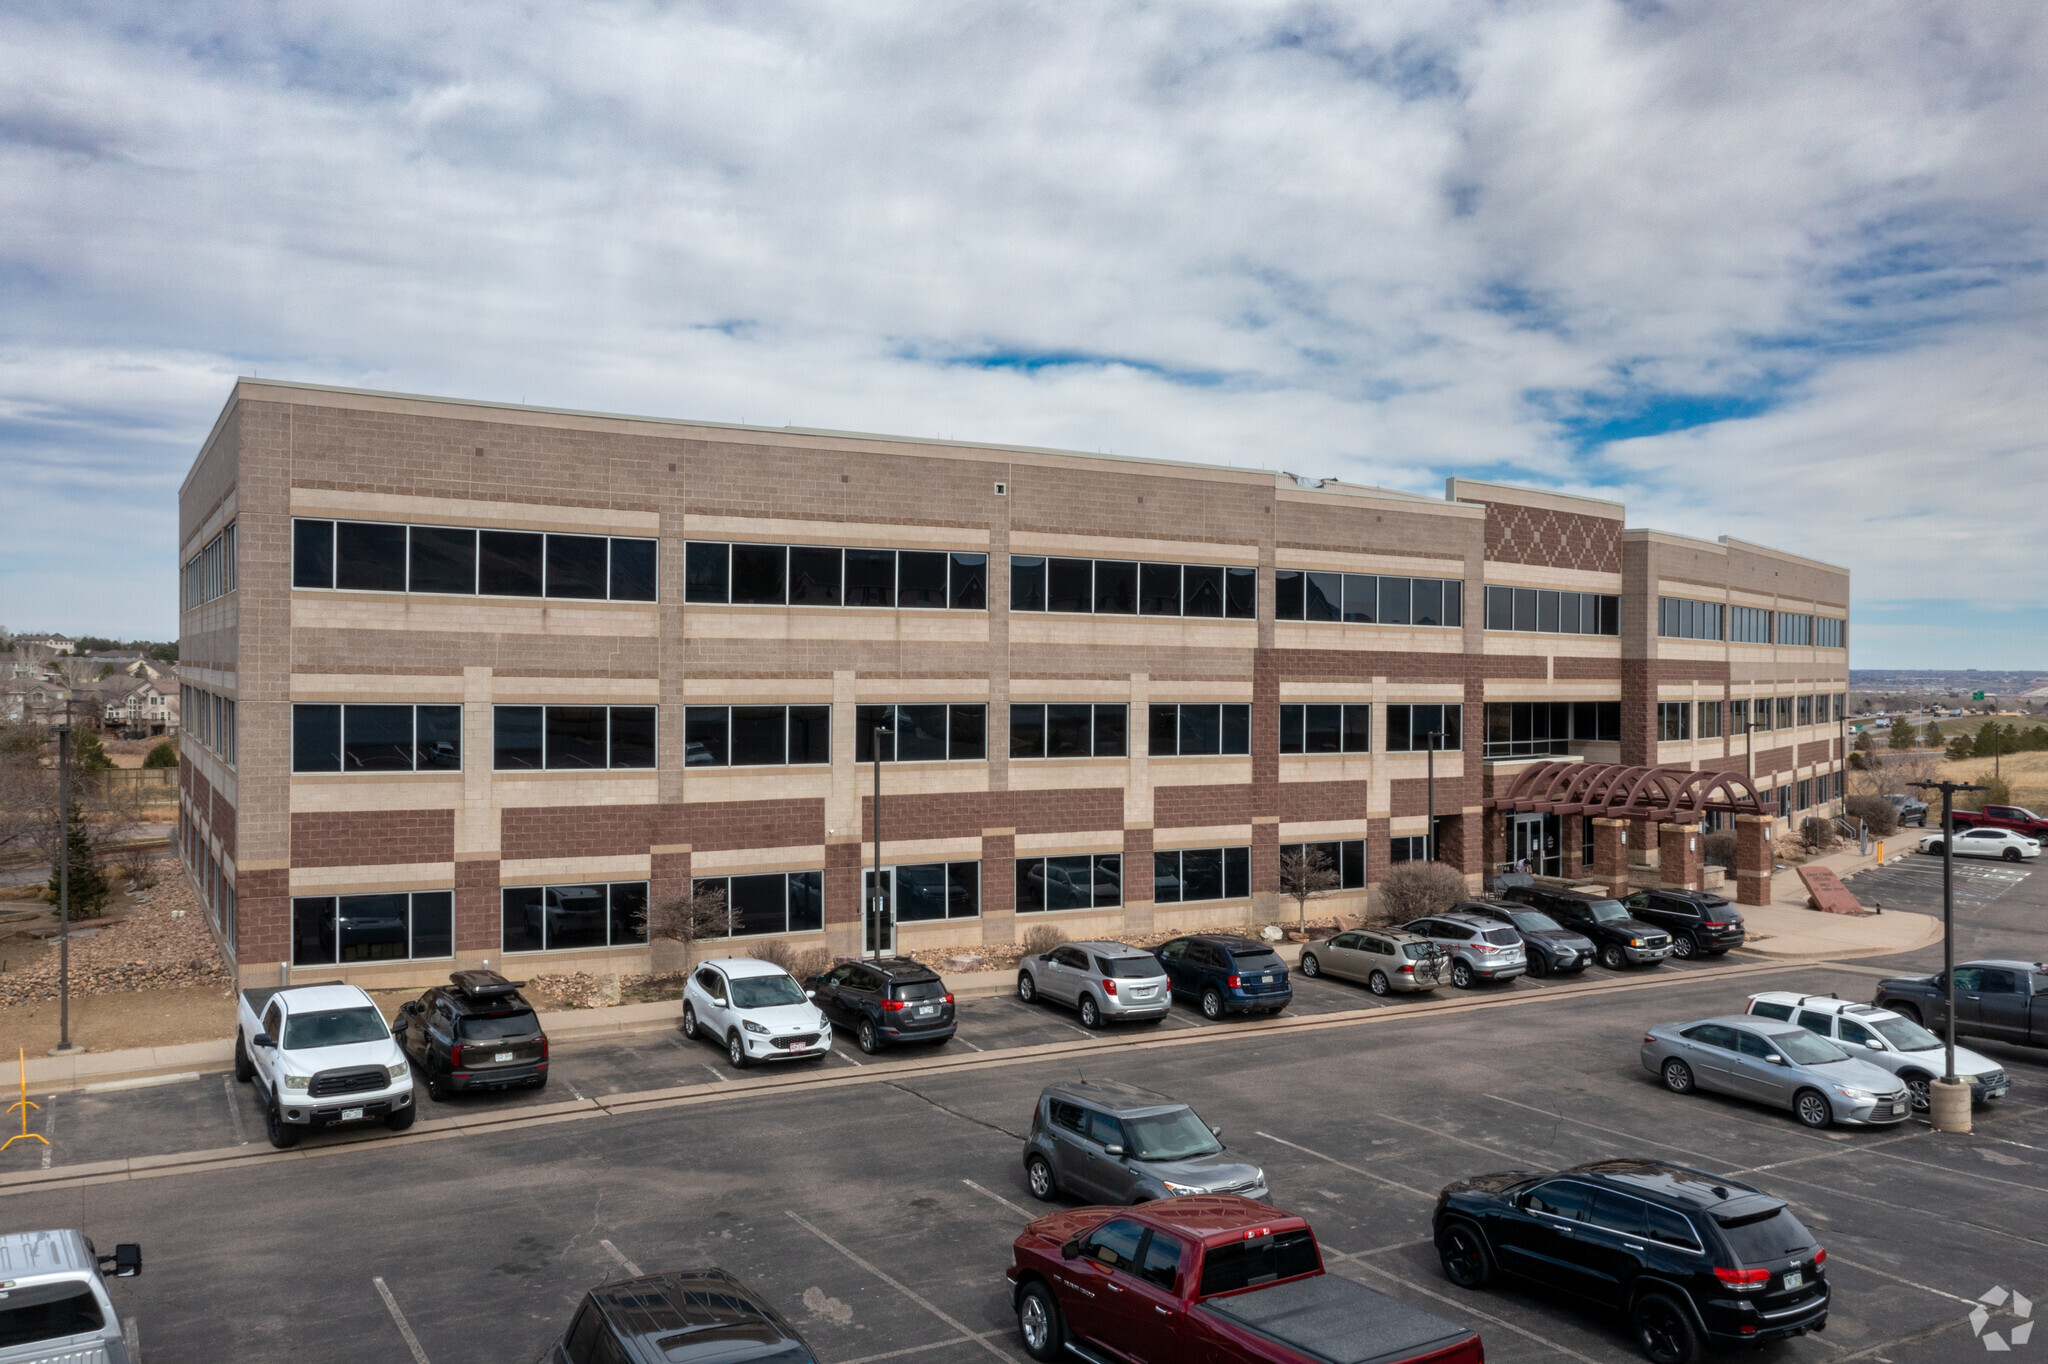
[1299,927,1447,995]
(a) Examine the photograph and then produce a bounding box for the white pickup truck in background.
[234,981,415,1148]
[0,1229,142,1364]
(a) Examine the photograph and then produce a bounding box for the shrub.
[1022,925,1067,955]
[142,742,179,769]
[749,938,832,983]
[1800,817,1838,851]
[1374,862,1467,923]
[1843,794,1898,837]
[1702,830,1737,868]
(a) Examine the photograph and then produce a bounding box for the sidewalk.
[1736,846,1942,959]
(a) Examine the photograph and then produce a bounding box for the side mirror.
[1105,1145,1126,1158]
[1863,1039,1883,1050]
[1209,1125,1222,1138]
[1766,1054,1785,1065]
[252,1033,275,1050]
[806,990,817,1001]
[390,1016,408,1034]
[99,1244,142,1278]
[1060,1238,1082,1260]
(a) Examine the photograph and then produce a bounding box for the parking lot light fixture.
[1908,777,1984,1133]
[1424,729,1444,862]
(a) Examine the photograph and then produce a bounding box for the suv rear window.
[1482,929,1519,946]
[1748,1001,1794,1021]
[1230,951,1284,971]
[1097,956,1159,978]
[459,1011,538,1040]
[891,980,946,1002]
[1198,1228,1319,1295]
[1716,1207,1814,1264]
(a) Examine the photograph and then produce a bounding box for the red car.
[1007,1194,1483,1364]
[1949,804,2048,840]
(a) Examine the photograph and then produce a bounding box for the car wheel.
[2005,847,2023,862]
[1017,972,1037,1004]
[1450,961,1475,990]
[1079,996,1101,1029]
[1670,934,1696,960]
[1525,952,1547,978]
[1300,953,1320,978]
[1016,1282,1065,1362]
[233,1032,254,1083]
[1436,1222,1494,1288]
[1201,988,1224,1020]
[1902,1072,1932,1112]
[727,1031,749,1070]
[1599,943,1627,970]
[1794,1088,1833,1129]
[858,1018,880,1054]
[1925,840,1946,856]
[264,1099,300,1150]
[1026,1155,1057,1201]
[682,1003,699,1040]
[1632,1293,1701,1364]
[1662,1059,1695,1095]
[424,1065,449,1102]
[1368,970,1391,996]
[385,1104,416,1132]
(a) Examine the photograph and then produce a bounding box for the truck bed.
[1196,1272,1474,1364]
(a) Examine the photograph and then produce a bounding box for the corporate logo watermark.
[1973,1286,2034,1352]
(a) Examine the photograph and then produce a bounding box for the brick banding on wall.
[290,809,455,868]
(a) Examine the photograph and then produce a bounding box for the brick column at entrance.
[1561,814,1585,875]
[1734,814,1774,907]
[1658,821,1701,891]
[1482,813,1505,879]
[1591,818,1630,896]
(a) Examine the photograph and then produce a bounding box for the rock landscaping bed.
[0,870,231,1006]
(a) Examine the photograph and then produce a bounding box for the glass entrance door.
[861,869,896,957]
[1510,815,1544,872]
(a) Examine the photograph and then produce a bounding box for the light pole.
[869,725,892,961]
[52,720,77,1055]
[1424,729,1444,863]
[1909,777,1984,1133]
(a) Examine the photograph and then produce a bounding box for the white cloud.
[0,1,2042,657]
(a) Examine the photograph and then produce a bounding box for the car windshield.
[1716,1207,1814,1264]
[1098,956,1160,978]
[730,975,807,1009]
[282,1006,391,1049]
[458,1012,537,1040]
[1123,1106,1223,1161]
[1509,911,1562,933]
[1870,1015,1942,1051]
[1769,1030,1851,1065]
[1583,899,1631,923]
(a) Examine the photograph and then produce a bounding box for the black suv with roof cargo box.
[394,970,549,1099]
[808,956,956,1053]
[1435,1157,1829,1363]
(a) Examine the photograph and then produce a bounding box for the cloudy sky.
[2,1,2043,667]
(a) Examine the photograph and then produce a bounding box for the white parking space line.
[600,1239,643,1276]
[702,1065,728,1083]
[1824,1253,1976,1306]
[374,1277,433,1364]
[955,1038,985,1052]
[84,1072,201,1094]
[784,1211,1005,1359]
[122,1316,139,1363]
[567,1082,587,1101]
[222,1075,248,1146]
[40,1101,52,1169]
[1251,1131,1438,1201]
[832,1049,866,1067]
[834,1331,1007,1364]
[1323,1248,1607,1364]
[962,1178,1031,1220]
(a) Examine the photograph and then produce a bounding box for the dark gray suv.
[1022,1079,1267,1205]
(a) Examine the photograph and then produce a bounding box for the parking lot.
[6,871,2044,1364]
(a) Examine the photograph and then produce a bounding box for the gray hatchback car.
[1641,1015,1913,1129]
[1016,940,1171,1028]
[1023,1080,1267,1204]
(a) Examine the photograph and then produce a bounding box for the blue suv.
[1153,935,1293,1019]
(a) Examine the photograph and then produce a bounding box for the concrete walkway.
[1736,846,1943,959]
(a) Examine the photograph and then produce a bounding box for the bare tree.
[647,880,729,976]
[1278,846,1340,924]
[1374,862,1468,924]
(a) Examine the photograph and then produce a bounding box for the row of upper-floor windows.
[687,541,988,609]
[182,523,237,610]
[1656,693,1847,743]
[1663,597,1845,648]
[1484,587,1619,636]
[292,519,659,601]
[184,684,236,766]
[1010,557,1257,618]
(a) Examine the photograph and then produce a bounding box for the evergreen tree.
[71,730,114,777]
[46,806,110,915]
[142,741,179,769]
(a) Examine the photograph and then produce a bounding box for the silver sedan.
[1642,1015,1912,1129]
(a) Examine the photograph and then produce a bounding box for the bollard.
[1929,1077,1972,1133]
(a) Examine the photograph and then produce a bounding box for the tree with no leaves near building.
[1375,861,1468,925]
[1278,846,1340,923]
[647,879,729,975]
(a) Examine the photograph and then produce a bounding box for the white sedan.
[1920,828,2041,862]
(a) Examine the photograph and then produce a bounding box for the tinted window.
[950,553,988,610]
[458,1011,538,1040]
[1748,1001,1794,1021]
[732,544,788,604]
[1139,1231,1184,1290]
[1011,555,1047,611]
[610,707,657,768]
[1681,1023,1737,1050]
[892,979,947,1002]
[413,890,454,958]
[1094,704,1127,757]
[1140,562,1181,615]
[494,706,545,770]
[293,703,342,772]
[1482,929,1519,946]
[410,526,476,594]
[1225,565,1256,618]
[1647,1205,1702,1250]
[899,550,948,608]
[344,705,414,772]
[293,518,335,588]
[1524,1181,1593,1221]
[732,706,788,765]
[1085,1109,1125,1148]
[1979,969,2019,993]
[1590,1191,1648,1236]
[1275,568,1304,618]
[1796,1010,1834,1036]
[1199,1229,1320,1295]
[1716,1207,1814,1263]
[1184,564,1224,617]
[1047,557,1092,612]
[685,707,729,766]
[789,545,842,606]
[547,707,609,769]
[336,521,407,592]
[685,541,731,602]
[1305,571,1340,622]
[417,704,463,770]
[1180,705,1221,755]
[1097,955,1160,979]
[610,538,658,601]
[546,535,607,599]
[0,1282,105,1349]
[1083,1218,1145,1270]
[790,705,832,764]
[1231,950,1284,972]
[480,530,545,596]
[1046,704,1092,758]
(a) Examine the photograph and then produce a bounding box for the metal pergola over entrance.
[1484,761,1770,822]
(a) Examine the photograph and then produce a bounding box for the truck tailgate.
[1196,1273,1478,1364]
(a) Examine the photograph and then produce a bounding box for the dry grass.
[1944,751,2048,810]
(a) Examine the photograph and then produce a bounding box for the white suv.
[1745,991,2009,1111]
[682,958,834,1068]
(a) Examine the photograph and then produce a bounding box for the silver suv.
[1401,912,1527,988]
[1023,1080,1266,1204]
[1017,941,1170,1027]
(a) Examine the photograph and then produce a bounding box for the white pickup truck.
[234,981,415,1148]
[0,1230,142,1364]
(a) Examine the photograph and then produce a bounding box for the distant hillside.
[1851,670,2048,698]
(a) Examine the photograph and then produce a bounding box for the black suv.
[541,1268,812,1364]
[394,970,549,1098]
[1623,889,1746,959]
[1455,900,1596,977]
[1434,1158,1829,1364]
[1501,885,1673,970]
[809,957,955,1053]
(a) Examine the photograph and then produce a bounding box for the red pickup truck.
[1007,1194,1483,1364]
[1950,804,2048,839]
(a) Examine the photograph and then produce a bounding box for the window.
[1005,703,1127,759]
[1153,847,1250,903]
[184,522,238,609]
[1485,586,1618,635]
[1657,597,1725,641]
[1775,696,1794,728]
[493,705,659,770]
[867,863,979,922]
[1797,695,1813,726]
[1280,840,1366,890]
[1016,854,1123,911]
[1815,617,1845,649]
[292,518,657,601]
[1833,693,1845,722]
[185,685,240,767]
[687,541,986,610]
[1658,703,1692,743]
[678,704,831,767]
[292,703,462,773]
[1198,1228,1319,1296]
[1482,701,1619,758]
[848,704,984,762]
[1138,1231,1184,1291]
[502,881,653,953]
[1728,605,1772,643]
[1278,704,1370,754]
[1282,572,1463,627]
[1148,704,1251,756]
[1777,612,1813,646]
[1389,835,1429,863]
[291,890,455,966]
[1797,779,1813,810]
[1697,700,1723,739]
[1385,704,1462,752]
[687,871,826,938]
[1010,556,1255,619]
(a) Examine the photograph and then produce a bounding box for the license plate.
[1783,1270,1803,1290]
[1132,987,1154,998]
[1261,974,1274,983]
[916,1005,935,1017]
[494,1051,514,1062]
[1987,1086,2009,1099]
[341,1107,365,1122]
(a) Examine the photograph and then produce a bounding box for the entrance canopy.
[1484,761,1768,824]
